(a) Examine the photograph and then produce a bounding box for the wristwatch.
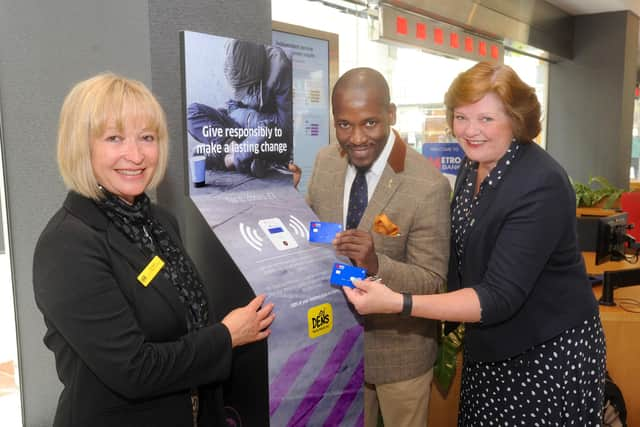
[400,292,412,316]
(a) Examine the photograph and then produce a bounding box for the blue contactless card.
[330,262,367,288]
[309,221,343,244]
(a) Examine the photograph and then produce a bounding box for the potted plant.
[572,176,625,209]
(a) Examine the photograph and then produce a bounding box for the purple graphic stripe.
[287,325,363,427]
[270,343,318,416]
[355,410,364,427]
[323,357,364,427]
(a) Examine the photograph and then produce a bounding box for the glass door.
[0,105,22,425]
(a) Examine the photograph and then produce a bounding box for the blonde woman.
[33,73,274,427]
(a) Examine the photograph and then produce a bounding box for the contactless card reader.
[258,217,298,251]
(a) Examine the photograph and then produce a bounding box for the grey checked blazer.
[307,132,451,384]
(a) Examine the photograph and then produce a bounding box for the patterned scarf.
[97,189,209,332]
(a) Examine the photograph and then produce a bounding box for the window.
[272,0,549,151]
[630,97,640,186]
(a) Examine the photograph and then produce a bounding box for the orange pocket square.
[373,214,400,236]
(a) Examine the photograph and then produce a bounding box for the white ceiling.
[545,0,640,17]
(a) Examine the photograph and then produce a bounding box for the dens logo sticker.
[307,303,333,338]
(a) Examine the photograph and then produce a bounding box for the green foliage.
[433,322,465,392]
[571,176,625,208]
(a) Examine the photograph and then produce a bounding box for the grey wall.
[0,1,152,425]
[547,11,639,189]
[0,0,270,425]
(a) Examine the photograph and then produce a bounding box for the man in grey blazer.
[307,68,450,427]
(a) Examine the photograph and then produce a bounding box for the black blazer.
[33,192,233,427]
[447,142,598,362]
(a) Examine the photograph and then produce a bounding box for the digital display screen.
[268,227,284,234]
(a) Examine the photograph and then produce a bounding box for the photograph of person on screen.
[187,39,292,180]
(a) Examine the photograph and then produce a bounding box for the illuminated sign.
[375,5,504,63]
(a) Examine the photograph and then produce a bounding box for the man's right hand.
[333,229,379,275]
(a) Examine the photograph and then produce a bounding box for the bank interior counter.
[584,251,640,427]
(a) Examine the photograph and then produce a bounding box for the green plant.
[571,176,625,208]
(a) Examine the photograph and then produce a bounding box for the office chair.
[620,191,640,241]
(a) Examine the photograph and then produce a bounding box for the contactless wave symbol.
[239,222,264,252]
[288,215,309,239]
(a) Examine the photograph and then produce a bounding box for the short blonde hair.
[57,72,169,200]
[444,62,541,141]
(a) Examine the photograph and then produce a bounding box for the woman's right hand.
[221,294,275,348]
[343,278,403,315]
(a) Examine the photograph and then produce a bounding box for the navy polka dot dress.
[458,316,605,426]
[451,142,606,426]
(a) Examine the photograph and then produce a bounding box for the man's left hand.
[288,162,301,189]
[333,229,379,274]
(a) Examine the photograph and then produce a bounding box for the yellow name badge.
[307,303,333,339]
[137,256,165,287]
